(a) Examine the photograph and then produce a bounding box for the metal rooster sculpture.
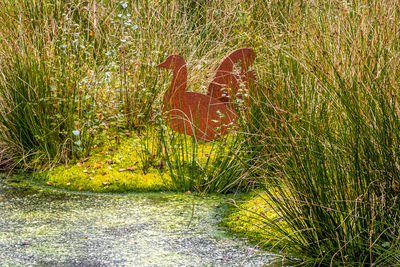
[157,48,255,141]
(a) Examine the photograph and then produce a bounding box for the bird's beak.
[156,61,168,68]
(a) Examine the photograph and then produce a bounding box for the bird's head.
[156,55,185,70]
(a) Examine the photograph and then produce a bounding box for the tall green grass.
[159,125,250,193]
[239,1,400,265]
[0,50,70,166]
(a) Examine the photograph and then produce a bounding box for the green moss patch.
[221,192,289,249]
[34,135,171,192]
[31,127,246,193]
[32,126,244,193]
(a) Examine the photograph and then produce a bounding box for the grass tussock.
[238,1,400,265]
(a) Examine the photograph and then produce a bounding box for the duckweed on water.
[0,177,277,266]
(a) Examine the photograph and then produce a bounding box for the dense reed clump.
[237,0,400,265]
[0,1,102,166]
[0,50,72,167]
[159,125,251,193]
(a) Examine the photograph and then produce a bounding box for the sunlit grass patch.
[32,126,251,193]
[34,134,171,193]
[222,192,289,249]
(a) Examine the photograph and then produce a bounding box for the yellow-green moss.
[221,192,289,248]
[32,129,241,193]
[34,135,171,192]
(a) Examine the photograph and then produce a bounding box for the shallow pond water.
[0,177,276,266]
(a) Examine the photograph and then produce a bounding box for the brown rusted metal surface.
[207,48,256,103]
[157,54,237,141]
